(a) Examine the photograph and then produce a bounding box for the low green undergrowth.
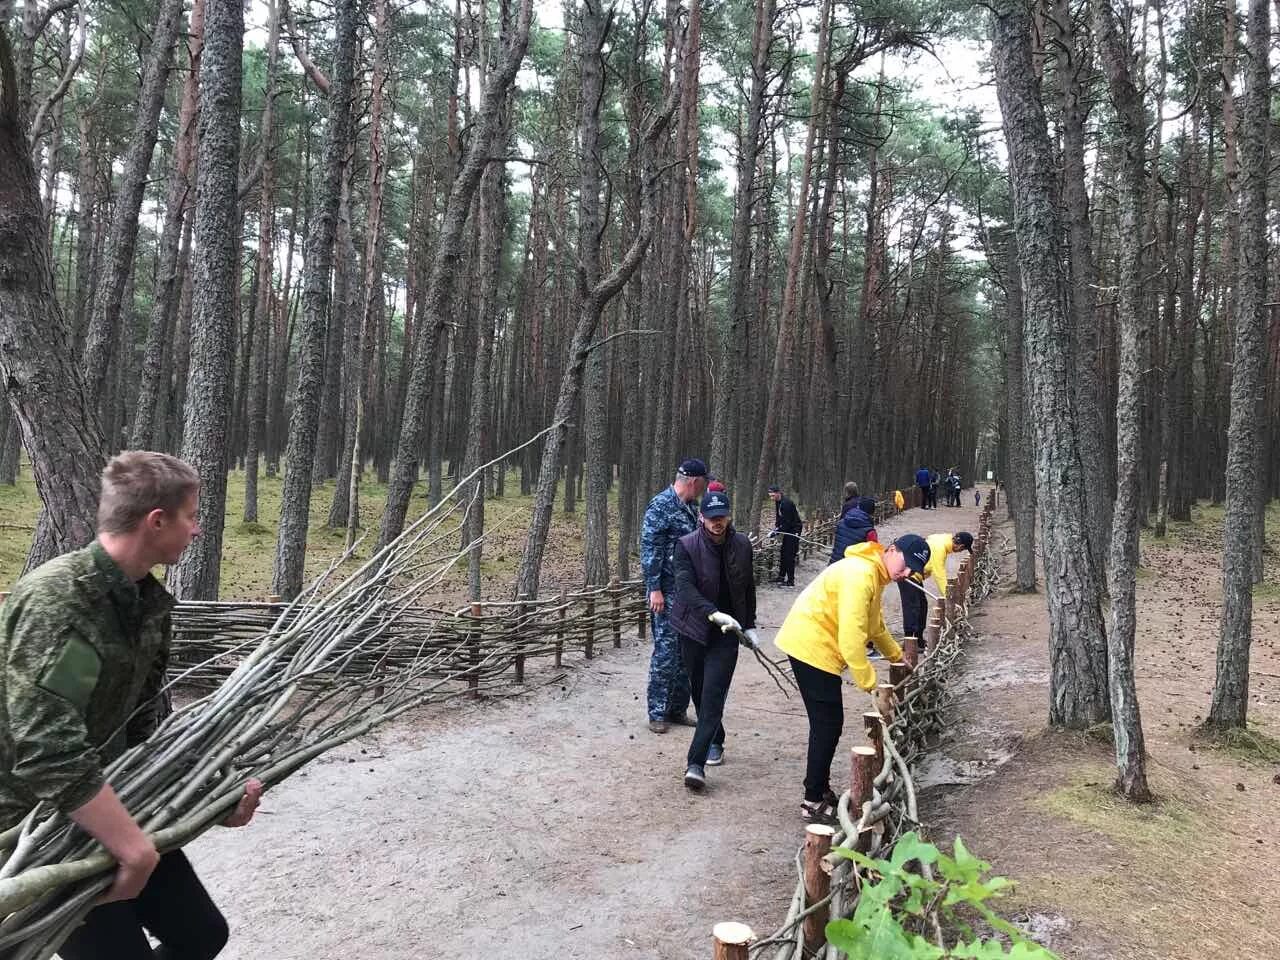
[825,833,1058,959]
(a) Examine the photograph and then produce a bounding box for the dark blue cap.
[893,534,931,575]
[701,490,731,518]
[678,458,708,478]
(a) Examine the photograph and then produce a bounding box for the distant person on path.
[915,466,931,509]
[829,499,878,565]
[768,485,803,586]
[928,470,940,509]
[0,451,263,960]
[774,535,930,822]
[670,490,757,792]
[975,488,981,507]
[841,481,860,516]
[641,458,708,733]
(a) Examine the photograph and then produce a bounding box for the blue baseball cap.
[678,458,708,478]
[893,534,931,576]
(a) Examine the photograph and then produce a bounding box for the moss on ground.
[1035,764,1201,851]
[1191,724,1280,765]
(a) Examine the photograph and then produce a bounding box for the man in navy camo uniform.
[641,458,708,733]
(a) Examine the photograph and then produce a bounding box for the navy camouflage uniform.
[641,485,697,722]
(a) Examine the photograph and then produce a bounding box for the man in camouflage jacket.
[640,458,707,733]
[0,452,261,960]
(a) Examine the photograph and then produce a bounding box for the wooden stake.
[468,601,482,696]
[803,824,835,951]
[903,634,919,668]
[875,683,896,721]
[851,744,877,808]
[862,711,884,767]
[610,577,622,648]
[584,596,595,659]
[514,593,529,684]
[889,661,910,697]
[555,590,566,668]
[712,922,756,959]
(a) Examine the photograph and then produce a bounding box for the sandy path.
[189,495,987,959]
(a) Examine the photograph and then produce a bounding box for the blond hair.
[98,451,200,534]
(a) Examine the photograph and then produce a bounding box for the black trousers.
[899,580,929,649]
[59,850,229,960]
[789,656,844,803]
[681,634,739,766]
[779,533,800,584]
[918,484,930,508]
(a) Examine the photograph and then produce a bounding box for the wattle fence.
[711,489,1000,960]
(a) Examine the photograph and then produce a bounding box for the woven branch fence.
[169,483,936,692]
[712,489,1001,960]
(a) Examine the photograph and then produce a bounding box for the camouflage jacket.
[0,541,174,829]
[640,486,699,594]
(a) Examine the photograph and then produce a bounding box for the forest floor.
[185,492,991,959]
[0,467,636,601]
[926,500,1280,959]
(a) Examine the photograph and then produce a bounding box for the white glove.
[741,628,761,650]
[709,611,742,634]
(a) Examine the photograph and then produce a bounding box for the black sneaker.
[707,744,724,766]
[684,764,707,791]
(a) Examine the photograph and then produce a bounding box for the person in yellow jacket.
[774,534,931,822]
[899,531,973,651]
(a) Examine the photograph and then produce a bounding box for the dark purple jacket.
[669,526,756,644]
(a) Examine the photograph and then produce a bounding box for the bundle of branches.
[0,434,551,959]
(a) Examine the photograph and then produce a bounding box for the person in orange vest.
[773,534,930,822]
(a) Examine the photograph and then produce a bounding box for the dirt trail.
[924,513,1280,960]
[190,495,986,959]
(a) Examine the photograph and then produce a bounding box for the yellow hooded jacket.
[774,541,903,691]
[924,533,956,598]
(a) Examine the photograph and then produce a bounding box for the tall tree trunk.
[0,26,105,569]
[710,0,772,485]
[1093,0,1151,800]
[271,0,359,599]
[991,0,1110,727]
[748,0,831,534]
[244,0,281,523]
[79,0,184,413]
[132,0,205,450]
[1003,240,1036,591]
[168,0,243,601]
[1051,0,1111,578]
[377,0,534,553]
[1208,0,1267,729]
[514,1,678,599]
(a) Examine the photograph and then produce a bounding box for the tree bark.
[1208,0,1267,729]
[514,3,679,599]
[1002,240,1036,591]
[244,0,282,523]
[1093,0,1151,800]
[271,0,359,599]
[991,0,1110,727]
[0,24,104,570]
[79,0,184,417]
[167,0,243,601]
[377,0,534,553]
[132,0,205,450]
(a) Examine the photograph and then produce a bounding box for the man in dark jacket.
[670,490,757,791]
[828,504,878,564]
[0,452,262,960]
[915,466,931,509]
[841,481,860,516]
[768,484,803,585]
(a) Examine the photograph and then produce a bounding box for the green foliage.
[824,834,1059,959]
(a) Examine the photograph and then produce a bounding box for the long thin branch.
[27,2,85,155]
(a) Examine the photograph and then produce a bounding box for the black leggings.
[789,657,844,803]
[59,850,229,960]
